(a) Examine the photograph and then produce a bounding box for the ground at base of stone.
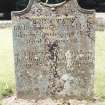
[2,96,105,105]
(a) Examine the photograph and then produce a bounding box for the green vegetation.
[95,31,105,101]
[0,28,15,99]
[0,28,105,103]
[0,101,2,105]
[95,0,105,3]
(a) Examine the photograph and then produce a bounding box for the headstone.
[12,0,95,100]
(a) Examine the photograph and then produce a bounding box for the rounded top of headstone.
[39,0,67,8]
[11,0,95,16]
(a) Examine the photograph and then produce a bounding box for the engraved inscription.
[12,0,95,99]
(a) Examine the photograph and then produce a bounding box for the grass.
[0,28,105,103]
[95,31,105,100]
[0,28,15,99]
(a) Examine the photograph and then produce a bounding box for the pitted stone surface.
[12,0,95,99]
[3,96,103,105]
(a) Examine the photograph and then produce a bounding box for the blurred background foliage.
[16,0,105,11]
[16,0,29,11]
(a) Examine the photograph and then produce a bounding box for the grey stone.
[12,0,95,100]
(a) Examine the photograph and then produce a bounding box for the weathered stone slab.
[12,0,95,99]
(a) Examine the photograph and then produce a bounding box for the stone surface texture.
[3,96,104,105]
[12,0,95,99]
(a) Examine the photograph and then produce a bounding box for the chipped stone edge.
[11,0,95,16]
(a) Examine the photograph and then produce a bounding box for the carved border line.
[40,1,66,8]
[11,0,95,16]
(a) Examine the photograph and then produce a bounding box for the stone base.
[2,96,104,105]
